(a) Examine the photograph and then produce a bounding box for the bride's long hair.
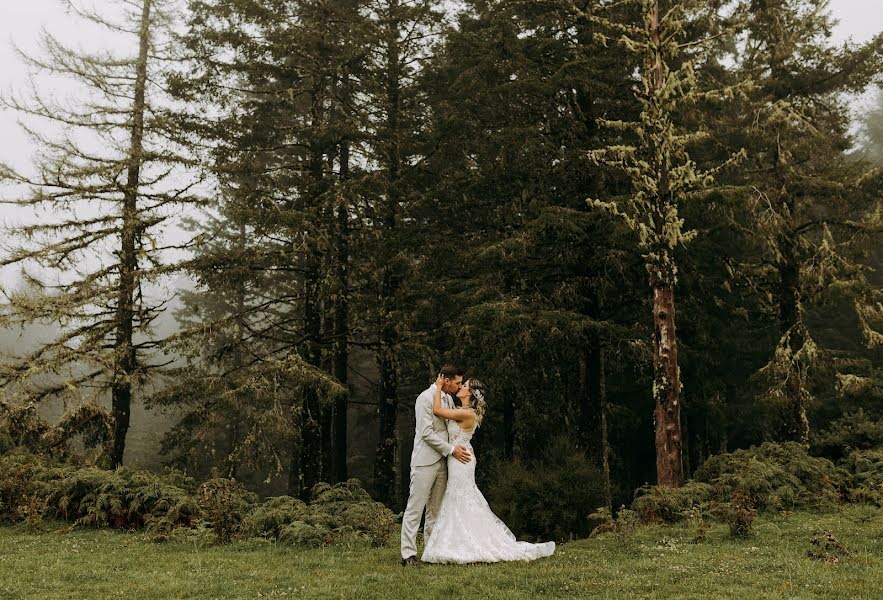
[466,379,487,427]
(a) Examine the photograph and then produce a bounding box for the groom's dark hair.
[439,364,464,378]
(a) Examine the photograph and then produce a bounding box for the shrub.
[684,506,712,544]
[485,435,608,541]
[280,521,327,547]
[0,450,198,531]
[197,478,259,543]
[0,450,38,522]
[152,518,215,546]
[0,450,393,548]
[240,496,311,540]
[45,466,198,531]
[240,481,396,547]
[589,505,639,548]
[0,433,13,455]
[720,490,756,538]
[693,442,840,511]
[334,500,397,547]
[838,449,883,506]
[813,410,883,460]
[630,481,715,523]
[309,480,396,547]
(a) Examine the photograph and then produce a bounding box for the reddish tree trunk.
[653,284,684,487]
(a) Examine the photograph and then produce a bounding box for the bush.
[0,449,198,531]
[813,410,883,460]
[0,433,13,455]
[485,435,608,541]
[589,505,639,548]
[197,478,259,543]
[1,450,395,548]
[0,450,393,547]
[807,529,850,563]
[693,442,840,511]
[631,481,715,524]
[310,479,396,546]
[838,448,883,506]
[240,496,311,539]
[239,481,396,547]
[720,490,756,538]
[0,450,38,522]
[333,500,397,547]
[280,521,327,547]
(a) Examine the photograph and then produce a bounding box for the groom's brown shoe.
[401,555,421,567]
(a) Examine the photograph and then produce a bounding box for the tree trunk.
[720,385,732,454]
[647,0,684,488]
[296,260,323,499]
[777,231,810,446]
[332,131,350,483]
[111,0,151,469]
[579,338,611,507]
[375,344,399,507]
[291,79,327,499]
[579,339,604,462]
[227,220,248,479]
[652,284,684,487]
[374,1,403,508]
[296,253,323,499]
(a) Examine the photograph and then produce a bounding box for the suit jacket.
[409,384,454,468]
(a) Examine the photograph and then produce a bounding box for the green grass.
[1,505,882,599]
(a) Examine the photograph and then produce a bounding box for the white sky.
[0,0,881,289]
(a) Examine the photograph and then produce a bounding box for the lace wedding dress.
[421,419,556,564]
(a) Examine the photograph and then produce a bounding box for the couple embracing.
[400,365,556,565]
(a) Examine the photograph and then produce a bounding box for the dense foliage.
[630,441,881,527]
[0,448,395,547]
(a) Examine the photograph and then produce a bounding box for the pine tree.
[412,0,649,505]
[148,200,340,486]
[165,0,369,496]
[0,0,196,467]
[586,0,746,486]
[726,0,883,446]
[361,0,446,508]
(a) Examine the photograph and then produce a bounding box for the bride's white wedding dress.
[421,419,556,564]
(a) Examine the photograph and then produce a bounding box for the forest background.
[0,0,881,542]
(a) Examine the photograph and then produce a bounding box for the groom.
[400,364,472,566]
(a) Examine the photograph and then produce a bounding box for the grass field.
[1,505,881,599]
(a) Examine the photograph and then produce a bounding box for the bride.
[420,375,556,564]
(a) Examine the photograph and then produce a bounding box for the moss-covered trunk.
[111,0,151,468]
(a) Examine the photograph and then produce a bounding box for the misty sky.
[0,0,881,289]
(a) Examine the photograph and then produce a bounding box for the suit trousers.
[400,457,447,559]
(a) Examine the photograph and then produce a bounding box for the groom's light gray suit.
[400,383,454,559]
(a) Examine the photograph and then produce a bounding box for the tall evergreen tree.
[165,0,369,496]
[586,0,746,486]
[725,0,883,446]
[0,0,195,467]
[361,0,446,508]
[412,0,651,506]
